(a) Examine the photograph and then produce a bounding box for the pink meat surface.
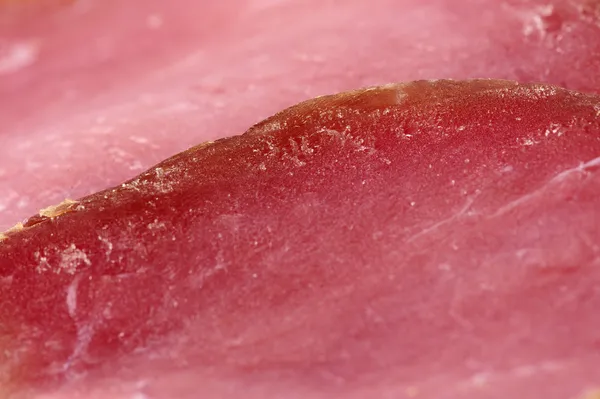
[1,1,600,398]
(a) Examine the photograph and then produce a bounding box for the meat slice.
[2,79,600,398]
